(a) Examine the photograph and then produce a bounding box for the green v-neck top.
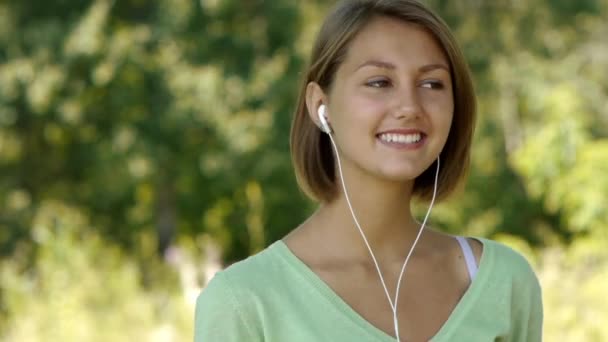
[194,237,543,341]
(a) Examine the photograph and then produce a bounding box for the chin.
[377,167,423,183]
[350,158,431,184]
[368,151,437,178]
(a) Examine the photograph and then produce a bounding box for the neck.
[314,174,425,262]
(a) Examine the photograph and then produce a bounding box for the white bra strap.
[455,236,478,280]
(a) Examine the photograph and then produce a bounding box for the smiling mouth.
[377,132,426,144]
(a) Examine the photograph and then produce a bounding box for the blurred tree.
[0,0,606,266]
[0,0,313,264]
[1,0,608,339]
[0,201,191,341]
[422,0,608,247]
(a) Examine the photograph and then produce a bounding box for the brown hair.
[290,0,476,203]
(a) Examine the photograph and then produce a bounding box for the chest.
[312,255,471,341]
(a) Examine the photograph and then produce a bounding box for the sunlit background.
[0,0,607,340]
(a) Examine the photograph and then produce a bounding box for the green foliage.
[0,0,311,262]
[540,235,608,341]
[0,201,192,341]
[424,0,608,245]
[0,0,607,339]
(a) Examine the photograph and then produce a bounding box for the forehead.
[342,15,448,69]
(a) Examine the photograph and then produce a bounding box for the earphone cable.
[327,134,440,342]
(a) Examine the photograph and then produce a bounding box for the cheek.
[423,94,453,128]
[335,90,388,127]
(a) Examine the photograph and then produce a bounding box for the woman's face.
[320,16,454,184]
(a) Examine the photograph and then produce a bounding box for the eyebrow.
[419,63,450,73]
[356,60,396,70]
[356,60,450,73]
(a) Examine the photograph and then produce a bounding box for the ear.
[305,82,329,129]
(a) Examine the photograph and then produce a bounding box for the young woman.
[195,1,543,341]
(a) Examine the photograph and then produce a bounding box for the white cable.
[327,134,440,342]
[392,154,440,340]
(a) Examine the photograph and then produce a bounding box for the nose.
[392,85,422,120]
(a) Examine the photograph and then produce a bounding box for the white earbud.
[318,105,332,134]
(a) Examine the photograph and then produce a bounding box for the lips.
[378,132,423,144]
[376,129,427,149]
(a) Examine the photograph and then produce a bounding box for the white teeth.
[379,133,422,144]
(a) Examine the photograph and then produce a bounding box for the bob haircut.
[290,0,476,203]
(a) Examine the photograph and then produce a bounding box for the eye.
[366,78,391,88]
[420,80,445,90]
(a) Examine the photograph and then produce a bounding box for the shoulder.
[221,241,284,288]
[476,238,544,338]
[477,238,541,291]
[480,238,535,271]
[197,241,286,307]
[195,243,283,340]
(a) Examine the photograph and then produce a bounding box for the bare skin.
[284,218,482,341]
[284,16,483,342]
